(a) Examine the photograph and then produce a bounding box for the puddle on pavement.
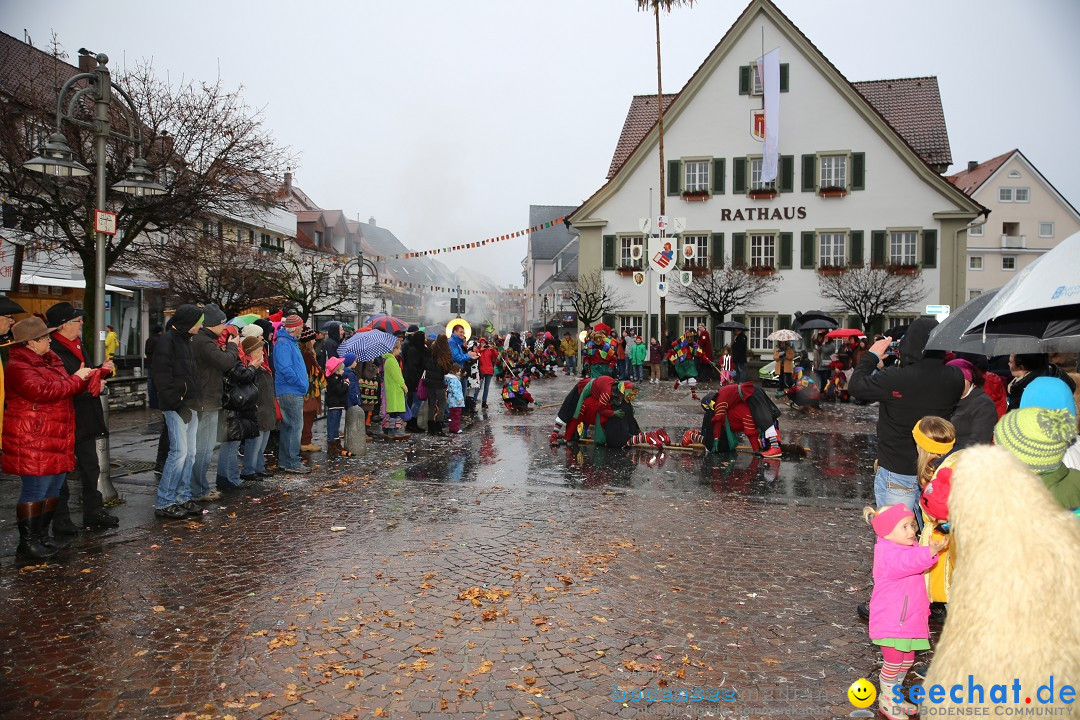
[400,422,876,503]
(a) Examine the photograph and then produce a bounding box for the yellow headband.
[912,423,955,455]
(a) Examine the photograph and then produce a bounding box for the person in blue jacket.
[274,315,310,473]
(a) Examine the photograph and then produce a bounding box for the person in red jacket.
[475,337,499,409]
[3,317,95,559]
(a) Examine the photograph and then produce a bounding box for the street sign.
[94,210,117,235]
[926,304,950,320]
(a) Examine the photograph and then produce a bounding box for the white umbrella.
[767,329,801,342]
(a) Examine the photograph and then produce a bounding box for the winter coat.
[401,334,427,391]
[731,333,748,365]
[629,341,647,365]
[950,387,998,450]
[848,317,964,475]
[190,328,239,412]
[648,342,663,364]
[381,353,407,413]
[445,373,465,409]
[152,307,202,412]
[422,353,448,390]
[477,346,498,376]
[50,334,109,442]
[302,348,325,403]
[323,322,342,362]
[560,338,577,358]
[326,372,349,409]
[868,538,939,641]
[773,345,795,374]
[273,326,309,396]
[1,345,87,476]
[698,330,714,361]
[222,360,259,442]
[253,366,277,432]
[1038,464,1080,511]
[343,367,363,408]
[1007,365,1078,411]
[449,333,471,366]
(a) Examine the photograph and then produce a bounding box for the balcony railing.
[1001,234,1026,249]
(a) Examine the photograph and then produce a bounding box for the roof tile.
[945,149,1016,195]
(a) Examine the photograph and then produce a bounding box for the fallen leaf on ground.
[152,606,166,613]
[468,660,493,676]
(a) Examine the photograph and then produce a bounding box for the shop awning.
[21,274,135,296]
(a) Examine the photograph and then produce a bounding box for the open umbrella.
[227,313,261,328]
[714,320,747,331]
[794,318,838,331]
[825,328,866,339]
[337,329,399,362]
[924,290,999,353]
[767,329,801,342]
[365,315,409,333]
[793,309,838,325]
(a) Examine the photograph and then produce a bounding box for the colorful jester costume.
[583,324,617,379]
[501,375,534,411]
[785,366,821,409]
[666,330,702,393]
[683,381,782,457]
[548,376,668,448]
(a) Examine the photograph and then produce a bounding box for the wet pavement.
[0,374,909,720]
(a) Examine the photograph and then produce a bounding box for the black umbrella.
[924,290,999,353]
[795,309,839,324]
[962,305,1080,354]
[793,318,838,331]
[714,321,746,330]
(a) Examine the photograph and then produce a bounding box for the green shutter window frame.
[922,229,938,268]
[778,233,793,270]
[711,232,725,268]
[667,159,681,196]
[603,314,616,330]
[603,235,616,270]
[733,157,747,194]
[739,65,750,95]
[666,314,680,340]
[732,232,746,267]
[851,152,865,191]
[712,158,726,195]
[847,315,863,331]
[871,231,887,266]
[849,230,864,267]
[731,313,746,330]
[777,314,792,330]
[779,155,794,194]
[801,154,817,192]
[779,64,789,92]
[801,231,816,269]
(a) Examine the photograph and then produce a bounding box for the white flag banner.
[757,48,780,184]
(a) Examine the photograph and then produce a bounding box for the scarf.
[52,332,85,364]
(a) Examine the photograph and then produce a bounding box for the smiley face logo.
[847,678,876,708]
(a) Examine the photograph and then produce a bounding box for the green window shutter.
[847,315,863,331]
[778,233,793,270]
[801,154,817,192]
[733,157,747,194]
[732,232,746,267]
[712,158,726,194]
[711,232,725,267]
[871,231,887,266]
[779,155,794,193]
[779,63,789,92]
[739,65,750,95]
[602,235,616,270]
[667,159,681,196]
[849,230,864,267]
[801,231,816,269]
[922,229,938,268]
[732,313,746,328]
[603,313,616,330]
[777,314,792,330]
[666,314,679,340]
[851,152,865,191]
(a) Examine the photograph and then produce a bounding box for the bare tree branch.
[670,259,782,326]
[266,252,354,324]
[564,271,626,329]
[816,267,927,330]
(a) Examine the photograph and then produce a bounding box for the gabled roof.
[945,149,1015,195]
[851,77,952,169]
[607,95,677,179]
[527,205,578,260]
[0,30,79,108]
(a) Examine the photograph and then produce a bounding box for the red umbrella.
[825,328,866,339]
[365,315,409,333]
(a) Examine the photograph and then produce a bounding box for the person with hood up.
[945,358,998,449]
[323,321,343,363]
[189,304,240,503]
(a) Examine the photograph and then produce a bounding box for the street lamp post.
[23,50,166,502]
[341,254,379,327]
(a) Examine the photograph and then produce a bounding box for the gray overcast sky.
[6,0,1079,286]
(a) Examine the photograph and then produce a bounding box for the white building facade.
[569,0,983,357]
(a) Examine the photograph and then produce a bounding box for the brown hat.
[283,314,304,329]
[241,336,263,355]
[4,316,58,345]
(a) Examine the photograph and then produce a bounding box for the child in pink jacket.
[863,503,947,719]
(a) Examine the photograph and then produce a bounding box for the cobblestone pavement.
[0,374,914,720]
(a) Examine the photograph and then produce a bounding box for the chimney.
[368,216,376,226]
[284,171,293,194]
[967,161,978,172]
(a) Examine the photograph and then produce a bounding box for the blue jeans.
[408,394,424,424]
[632,363,643,381]
[734,363,746,383]
[874,465,920,512]
[157,409,199,509]
[191,409,220,500]
[565,356,576,373]
[242,430,270,475]
[217,440,242,487]
[326,408,343,442]
[479,375,493,405]
[278,393,304,469]
[18,474,66,503]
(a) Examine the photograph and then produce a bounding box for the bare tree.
[0,43,295,342]
[670,260,781,326]
[267,252,353,324]
[817,267,926,331]
[565,270,626,329]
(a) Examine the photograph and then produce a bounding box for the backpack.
[740,383,781,432]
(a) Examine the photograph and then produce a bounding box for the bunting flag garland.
[335,217,565,263]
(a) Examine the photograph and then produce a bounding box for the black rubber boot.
[15,502,58,560]
[41,497,74,549]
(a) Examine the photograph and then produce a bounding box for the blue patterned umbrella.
[337,329,399,362]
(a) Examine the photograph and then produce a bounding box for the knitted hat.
[872,504,913,538]
[920,467,952,521]
[326,356,344,375]
[268,310,283,323]
[241,324,264,339]
[1019,376,1077,417]
[202,303,227,327]
[283,314,304,329]
[241,336,263,355]
[299,326,317,343]
[946,358,974,383]
[994,407,1078,473]
[343,353,357,367]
